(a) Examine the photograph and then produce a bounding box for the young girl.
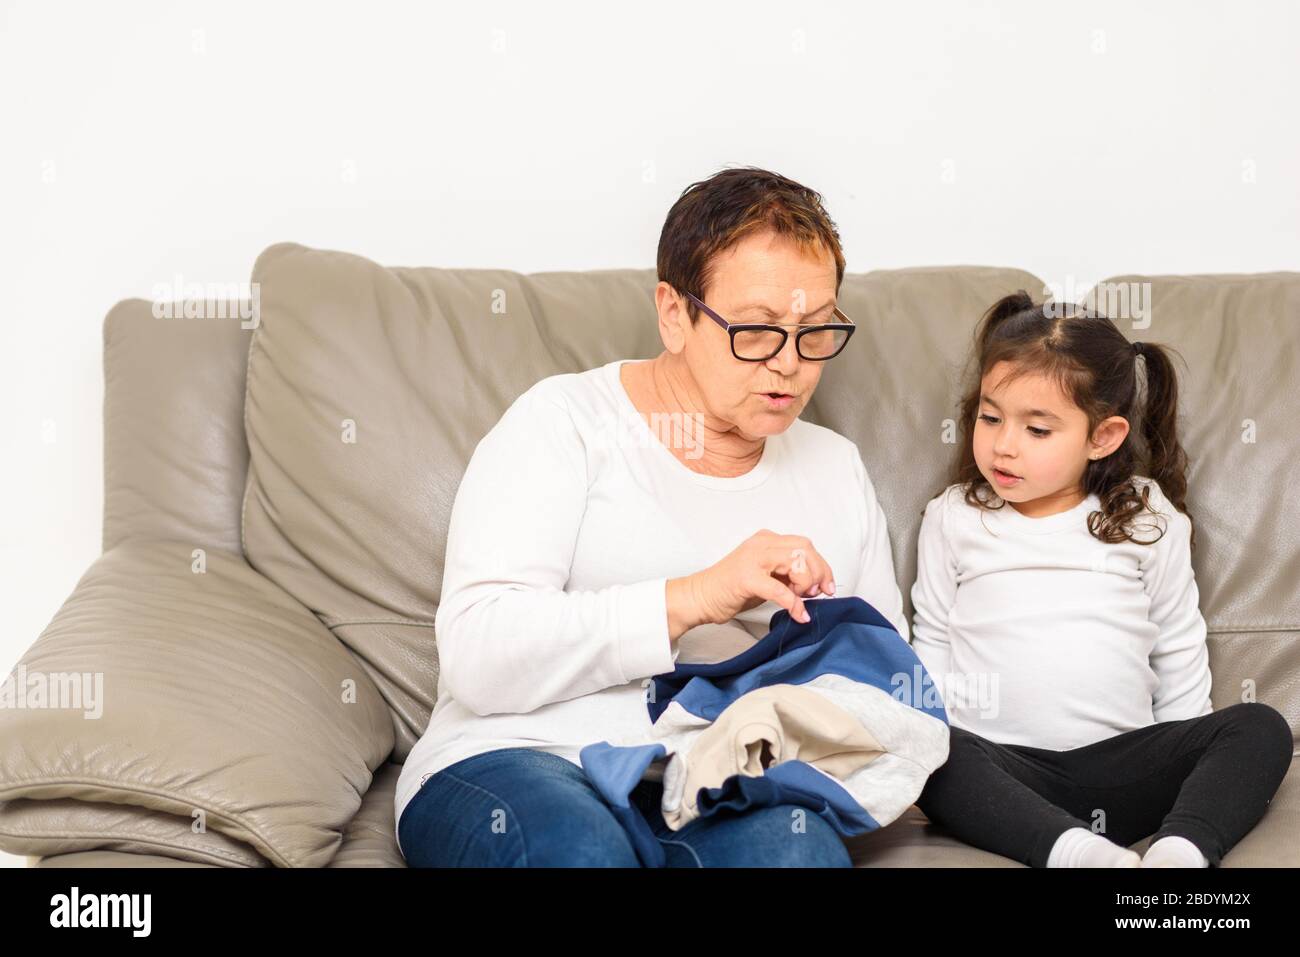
[910,291,1293,868]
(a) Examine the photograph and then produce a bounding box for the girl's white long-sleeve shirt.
[909,478,1214,751]
[394,359,910,836]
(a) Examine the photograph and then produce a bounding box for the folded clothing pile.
[579,595,952,867]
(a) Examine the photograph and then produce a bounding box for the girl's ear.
[1088,416,1130,459]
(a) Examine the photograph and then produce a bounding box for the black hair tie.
[1132,341,1144,355]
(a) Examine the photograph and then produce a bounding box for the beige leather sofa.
[2,242,1295,867]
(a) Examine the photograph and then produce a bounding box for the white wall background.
[1,0,1296,867]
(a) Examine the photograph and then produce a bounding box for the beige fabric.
[673,621,763,665]
[661,684,885,830]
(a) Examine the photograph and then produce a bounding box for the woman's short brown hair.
[657,166,846,323]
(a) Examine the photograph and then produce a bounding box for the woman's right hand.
[666,529,837,642]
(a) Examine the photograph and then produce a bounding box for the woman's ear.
[655,282,693,355]
[1088,416,1131,460]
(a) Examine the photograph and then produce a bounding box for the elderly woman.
[394,167,909,867]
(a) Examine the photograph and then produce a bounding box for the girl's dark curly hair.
[939,290,1195,550]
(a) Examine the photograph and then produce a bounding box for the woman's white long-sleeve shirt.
[908,478,1213,751]
[394,359,909,834]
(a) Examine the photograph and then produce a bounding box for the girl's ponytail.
[974,291,1036,353]
[1134,341,1195,549]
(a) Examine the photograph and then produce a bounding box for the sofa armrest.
[0,541,394,867]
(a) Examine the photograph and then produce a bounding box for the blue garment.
[579,595,951,867]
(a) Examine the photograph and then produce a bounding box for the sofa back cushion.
[242,244,670,755]
[103,299,253,556]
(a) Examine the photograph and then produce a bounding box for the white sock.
[1047,826,1142,868]
[1141,835,1210,868]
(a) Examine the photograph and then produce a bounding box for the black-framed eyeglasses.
[683,290,857,362]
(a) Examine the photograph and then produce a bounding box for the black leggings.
[915,702,1294,867]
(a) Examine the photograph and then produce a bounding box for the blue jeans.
[398,746,854,867]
